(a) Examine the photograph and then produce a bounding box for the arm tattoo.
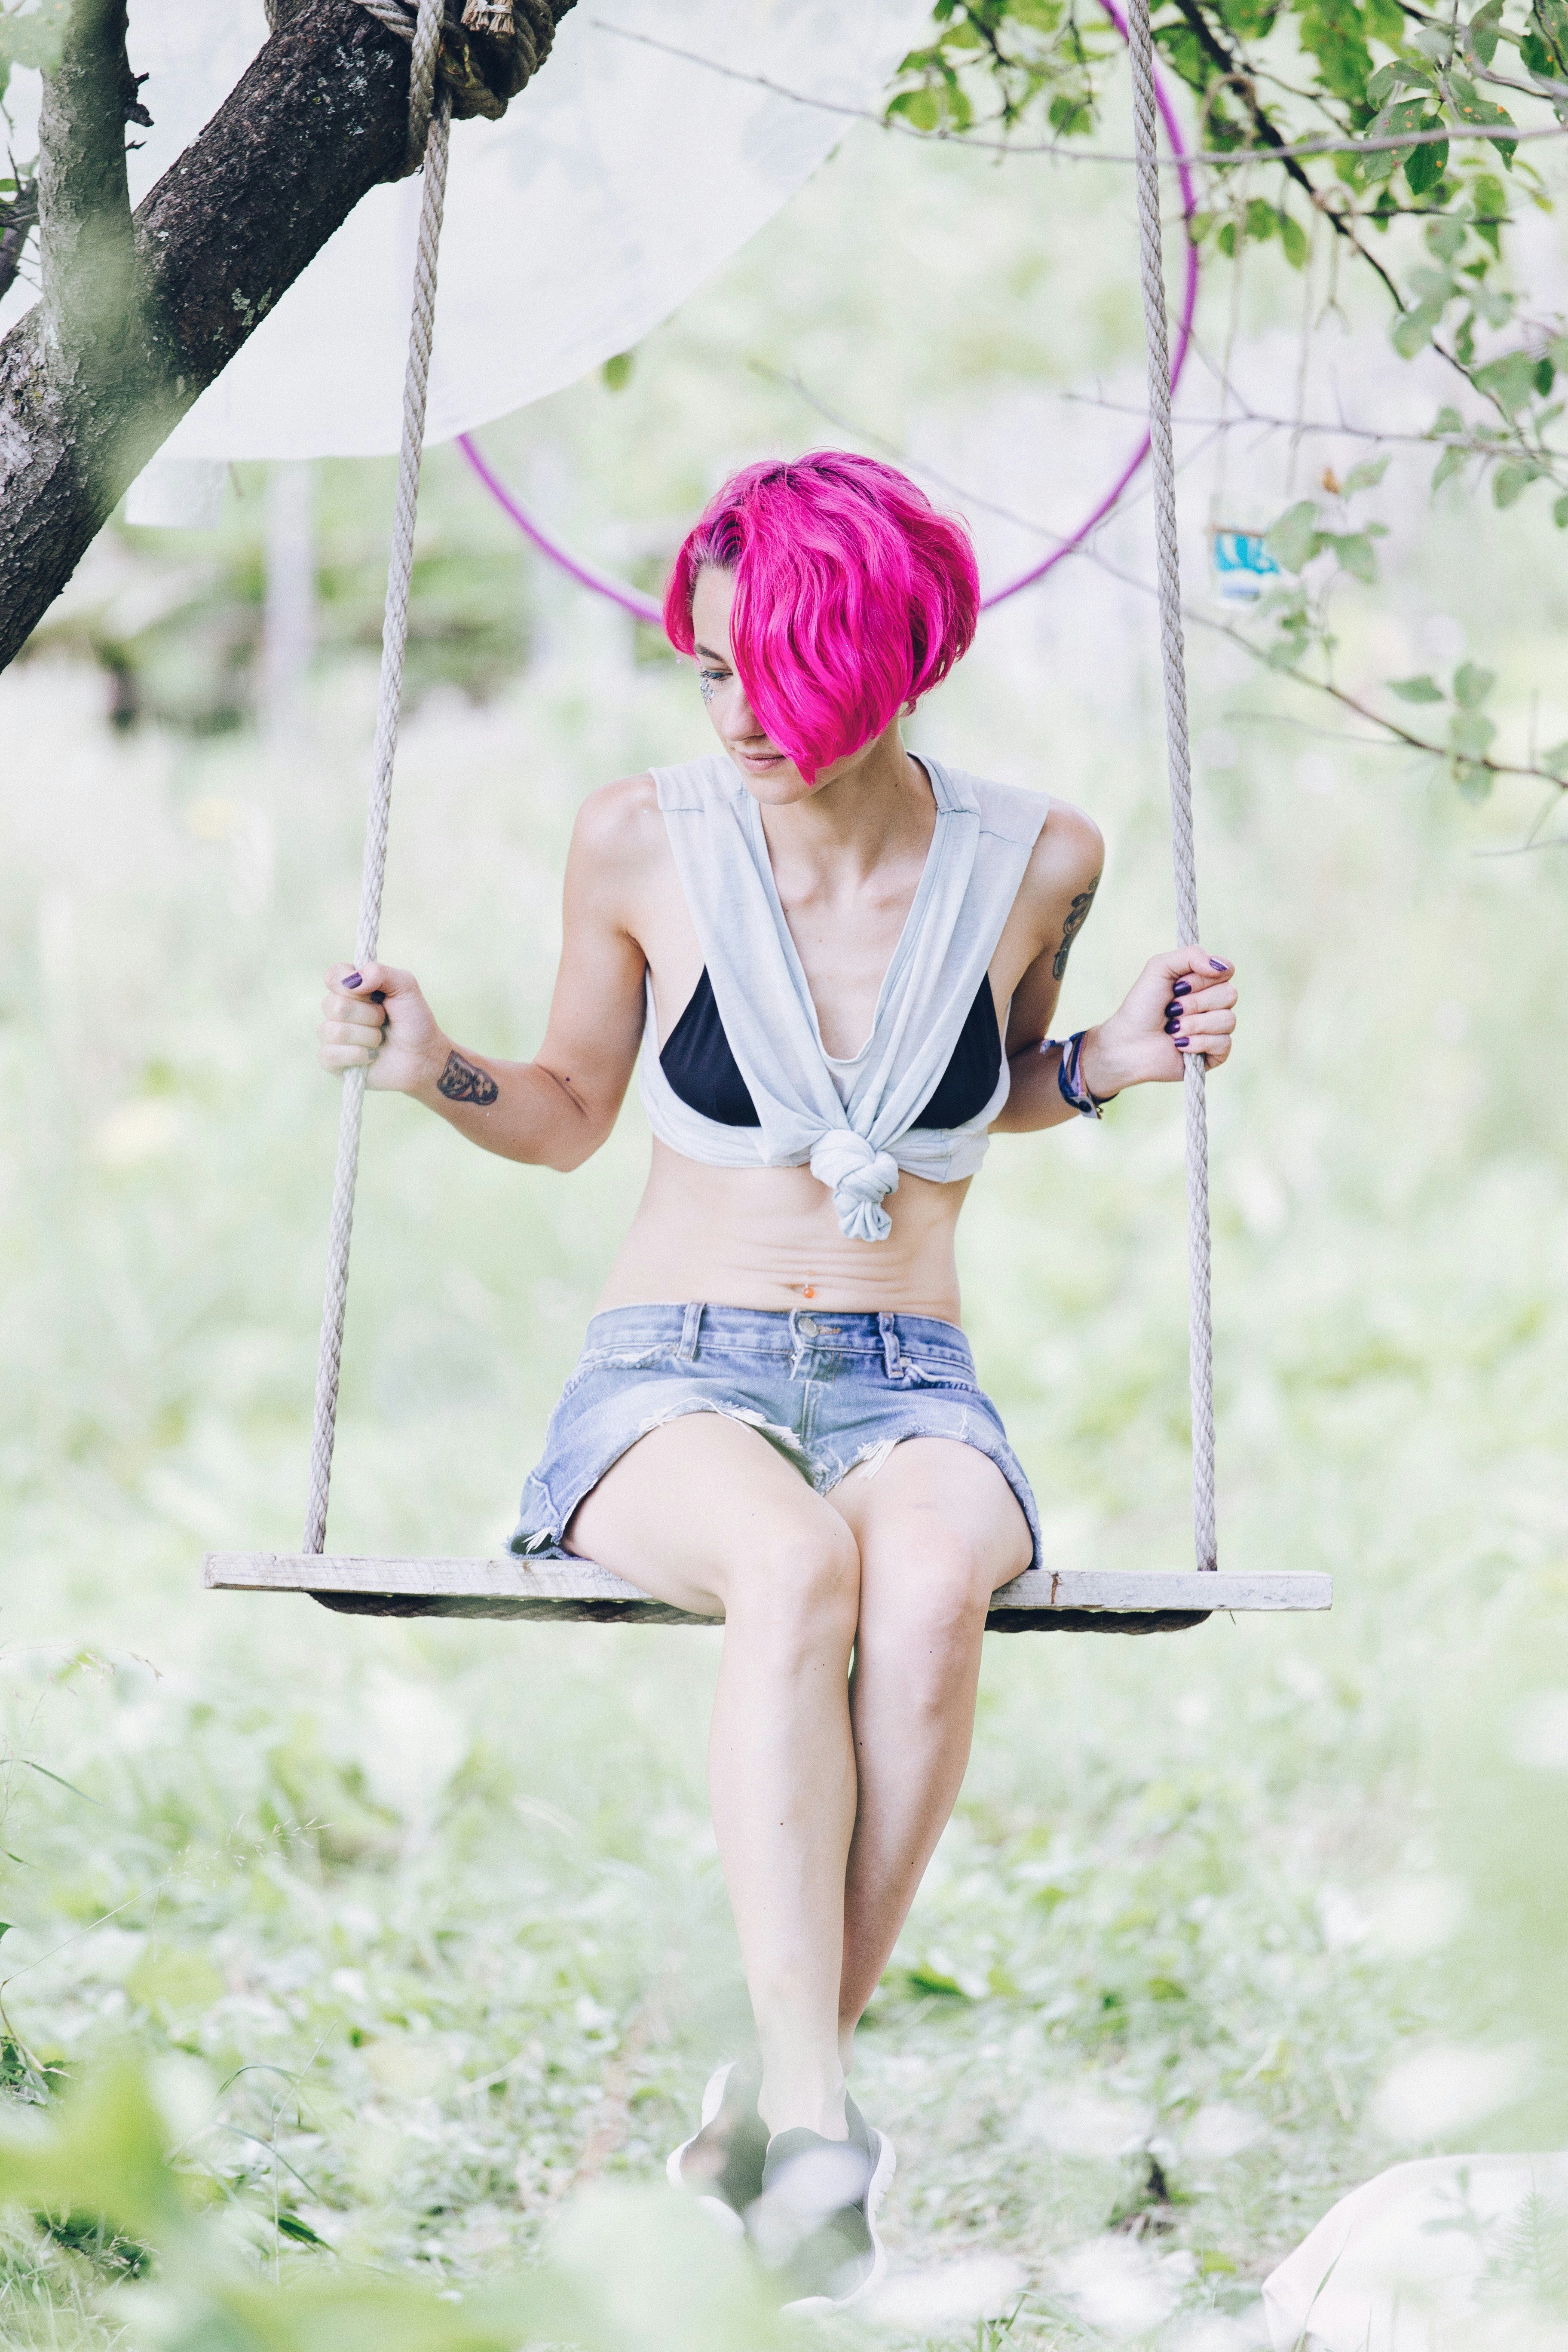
[1051,875,1101,981]
[437,1048,499,1107]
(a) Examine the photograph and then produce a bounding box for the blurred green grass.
[1,109,1566,2352]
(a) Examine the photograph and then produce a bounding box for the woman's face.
[690,565,870,804]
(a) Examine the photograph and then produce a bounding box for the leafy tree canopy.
[887,0,1568,798]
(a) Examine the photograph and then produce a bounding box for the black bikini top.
[660,968,1003,1133]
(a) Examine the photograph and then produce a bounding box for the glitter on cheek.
[698,673,718,708]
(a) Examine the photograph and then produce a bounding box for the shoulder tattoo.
[437,1049,499,1106]
[1052,874,1101,981]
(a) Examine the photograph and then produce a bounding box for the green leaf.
[1555,492,1568,527]
[1329,531,1378,582]
[1449,711,1498,761]
[0,2060,190,2248]
[1453,661,1496,705]
[1264,500,1323,573]
[1389,674,1446,702]
[1342,456,1390,495]
[1278,209,1309,268]
[1245,197,1277,242]
[1492,459,1542,506]
[1393,301,1445,357]
[600,352,634,392]
[1453,758,1494,799]
[1471,349,1542,416]
[1427,216,1466,263]
[1531,0,1568,70]
[904,1963,970,1999]
[1466,0,1504,66]
[1446,73,1517,162]
[1048,93,1095,136]
[888,86,941,129]
[1432,443,1469,490]
[1431,404,1465,435]
[1365,94,1430,188]
[0,1,73,73]
[276,2211,333,2249]
[1540,740,1568,774]
[19,1760,100,1807]
[1406,134,1450,195]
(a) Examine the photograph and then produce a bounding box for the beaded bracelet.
[1048,1029,1116,1119]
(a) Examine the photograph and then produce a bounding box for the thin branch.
[1101,542,1567,786]
[586,17,1568,167]
[1063,388,1566,467]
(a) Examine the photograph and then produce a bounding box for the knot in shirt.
[808,1130,901,1244]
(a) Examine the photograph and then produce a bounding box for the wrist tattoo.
[437,1049,499,1106]
[1052,876,1100,980]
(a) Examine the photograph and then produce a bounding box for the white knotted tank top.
[637,752,1048,1242]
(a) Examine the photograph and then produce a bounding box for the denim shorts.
[509,1302,1041,1569]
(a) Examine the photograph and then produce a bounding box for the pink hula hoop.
[457,6,1199,630]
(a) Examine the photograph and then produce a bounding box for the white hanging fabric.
[0,0,933,461]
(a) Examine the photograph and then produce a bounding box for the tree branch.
[0,0,574,673]
[37,0,147,344]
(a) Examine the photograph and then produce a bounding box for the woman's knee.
[859,1523,1001,1670]
[729,1514,862,1652]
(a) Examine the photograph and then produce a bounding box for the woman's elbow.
[540,1107,615,1172]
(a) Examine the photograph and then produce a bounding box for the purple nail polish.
[1175,1035,1191,1047]
[344,971,363,988]
[1164,1018,1180,1034]
[1172,980,1192,996]
[1209,958,1229,972]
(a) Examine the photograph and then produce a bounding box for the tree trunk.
[0,0,571,672]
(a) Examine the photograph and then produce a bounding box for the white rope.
[303,0,450,1554]
[1125,0,1217,1574]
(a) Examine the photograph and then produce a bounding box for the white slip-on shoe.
[749,2096,896,2313]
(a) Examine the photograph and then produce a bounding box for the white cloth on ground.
[1262,2152,1568,2351]
[637,752,1048,1242]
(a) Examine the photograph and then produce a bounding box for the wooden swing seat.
[204,1552,1331,1634]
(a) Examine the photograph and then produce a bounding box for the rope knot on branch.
[352,0,569,150]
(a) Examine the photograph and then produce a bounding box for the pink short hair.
[663,451,980,782]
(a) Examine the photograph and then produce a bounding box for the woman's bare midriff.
[595,1139,973,1324]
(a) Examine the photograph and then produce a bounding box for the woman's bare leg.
[827,1439,1032,2054]
[568,1412,861,2140]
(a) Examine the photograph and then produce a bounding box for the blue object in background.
[1211,528,1280,602]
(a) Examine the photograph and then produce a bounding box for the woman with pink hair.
[318,451,1237,2306]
